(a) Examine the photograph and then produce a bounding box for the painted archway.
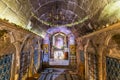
[43,27,75,66]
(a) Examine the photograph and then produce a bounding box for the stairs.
[38,68,81,80]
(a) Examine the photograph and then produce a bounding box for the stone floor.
[49,59,69,66]
[38,68,81,80]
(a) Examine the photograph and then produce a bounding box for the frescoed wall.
[43,27,76,66]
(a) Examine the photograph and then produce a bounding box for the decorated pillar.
[9,32,21,80]
[12,41,21,80]
[98,46,105,80]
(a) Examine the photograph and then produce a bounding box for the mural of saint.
[55,36,64,49]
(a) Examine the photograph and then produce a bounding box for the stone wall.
[76,22,120,80]
[0,0,32,27]
[0,20,42,80]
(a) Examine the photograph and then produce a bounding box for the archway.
[19,36,32,80]
[51,32,67,60]
[104,34,120,80]
[43,27,75,66]
[0,30,16,80]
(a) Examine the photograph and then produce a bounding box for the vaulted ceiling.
[28,0,120,38]
[1,0,120,38]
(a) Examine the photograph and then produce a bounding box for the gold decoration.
[43,44,49,53]
[70,45,76,55]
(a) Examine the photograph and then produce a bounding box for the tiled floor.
[38,68,81,80]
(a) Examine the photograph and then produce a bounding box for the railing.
[0,54,12,80]
[87,53,98,80]
[106,57,120,80]
[19,52,30,80]
[34,50,39,70]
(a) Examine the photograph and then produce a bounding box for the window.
[0,54,12,80]
[19,52,30,80]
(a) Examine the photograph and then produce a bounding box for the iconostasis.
[43,27,75,65]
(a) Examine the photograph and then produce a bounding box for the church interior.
[0,0,120,80]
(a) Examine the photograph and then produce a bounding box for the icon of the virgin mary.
[55,37,64,49]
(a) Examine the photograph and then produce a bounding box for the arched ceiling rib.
[28,0,120,38]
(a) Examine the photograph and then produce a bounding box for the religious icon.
[54,51,64,59]
[43,44,48,53]
[70,45,76,55]
[55,36,64,49]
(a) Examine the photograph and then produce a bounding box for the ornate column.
[12,41,21,80]
[98,42,106,80]
[29,45,34,77]
[98,33,110,80]
[84,39,89,80]
[9,32,22,80]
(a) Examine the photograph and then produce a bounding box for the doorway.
[49,33,69,65]
[43,27,75,66]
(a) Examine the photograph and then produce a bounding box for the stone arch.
[102,30,120,80]
[20,35,31,52]
[105,30,120,46]
[76,38,89,80]
[37,38,43,70]
[19,35,33,80]
[32,37,42,73]
[86,39,97,54]
[0,30,16,55]
[0,29,16,80]
[104,32,113,46]
[43,27,76,67]
[106,33,120,57]
[103,30,120,57]
[85,39,99,80]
